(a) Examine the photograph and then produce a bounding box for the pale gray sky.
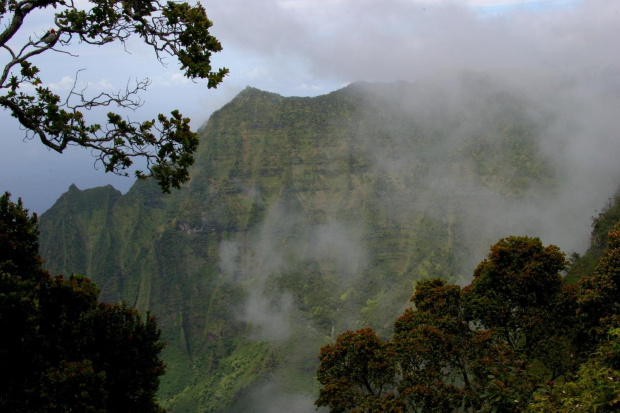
[2,0,616,214]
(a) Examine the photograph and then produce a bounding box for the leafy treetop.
[0,191,41,277]
[317,234,620,412]
[0,0,228,192]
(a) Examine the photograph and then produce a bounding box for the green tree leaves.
[1,0,228,191]
[316,327,400,413]
[528,329,620,412]
[578,223,620,345]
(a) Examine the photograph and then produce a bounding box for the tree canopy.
[0,0,228,192]
[0,192,166,412]
[317,233,620,412]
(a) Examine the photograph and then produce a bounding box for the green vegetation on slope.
[566,191,620,284]
[39,76,563,411]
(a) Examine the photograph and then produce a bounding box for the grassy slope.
[40,77,559,412]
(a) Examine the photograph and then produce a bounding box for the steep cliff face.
[40,77,558,411]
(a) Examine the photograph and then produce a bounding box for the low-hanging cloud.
[207,0,619,91]
[219,199,367,340]
[209,0,620,334]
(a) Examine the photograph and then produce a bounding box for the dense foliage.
[528,328,620,412]
[317,232,620,412]
[0,192,166,412]
[0,0,228,192]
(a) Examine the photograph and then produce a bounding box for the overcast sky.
[1,0,618,214]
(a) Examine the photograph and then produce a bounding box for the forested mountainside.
[38,75,604,412]
[566,191,620,284]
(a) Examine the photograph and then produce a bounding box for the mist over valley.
[39,66,620,410]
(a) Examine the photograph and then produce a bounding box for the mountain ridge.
[39,76,597,411]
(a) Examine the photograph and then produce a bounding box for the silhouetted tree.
[0,192,166,412]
